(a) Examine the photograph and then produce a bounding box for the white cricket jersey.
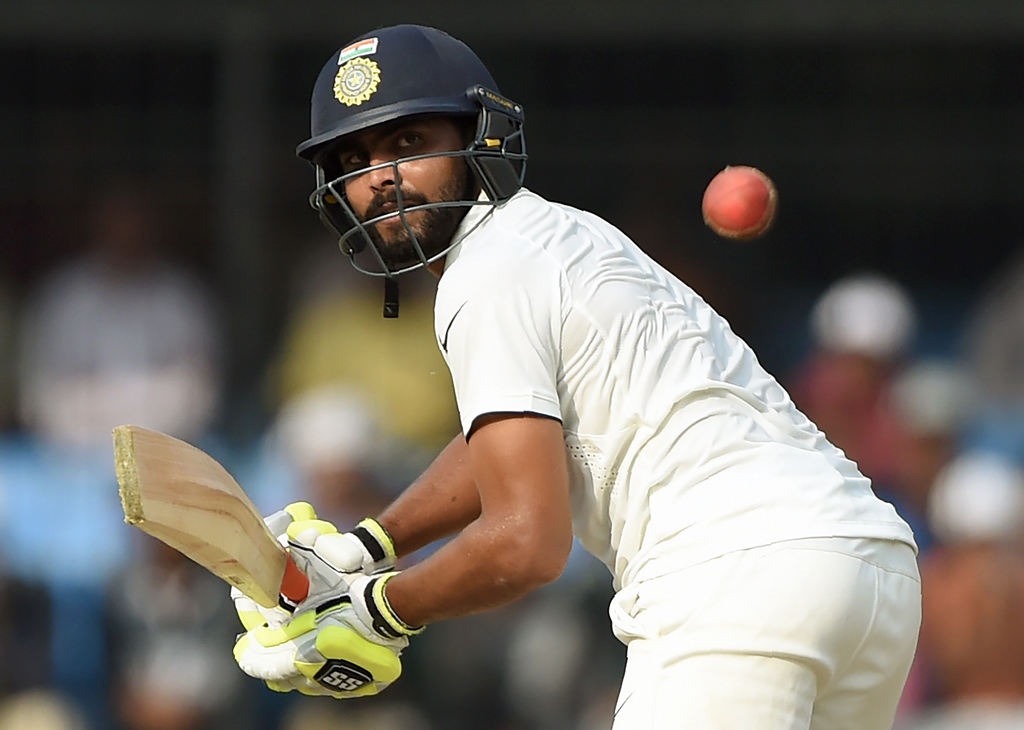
[435,189,916,591]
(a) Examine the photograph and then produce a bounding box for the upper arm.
[436,245,572,576]
[380,412,574,625]
[466,412,574,578]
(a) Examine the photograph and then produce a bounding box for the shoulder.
[434,212,570,347]
[437,246,562,323]
[439,196,565,298]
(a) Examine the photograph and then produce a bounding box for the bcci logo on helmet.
[314,658,374,692]
[334,58,381,107]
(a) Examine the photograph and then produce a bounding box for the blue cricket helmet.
[297,24,527,298]
[298,24,504,163]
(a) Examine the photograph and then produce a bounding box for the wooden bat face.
[113,425,308,608]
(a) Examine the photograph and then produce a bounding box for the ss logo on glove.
[315,659,374,692]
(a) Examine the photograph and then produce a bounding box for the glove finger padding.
[297,621,401,696]
[266,502,320,550]
[285,520,354,609]
[265,674,338,697]
[234,602,402,698]
[287,517,396,579]
[231,502,319,628]
[231,588,291,631]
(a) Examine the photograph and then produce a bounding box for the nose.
[365,157,399,193]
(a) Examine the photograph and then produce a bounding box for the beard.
[361,162,477,270]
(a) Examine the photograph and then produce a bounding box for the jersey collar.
[443,188,525,275]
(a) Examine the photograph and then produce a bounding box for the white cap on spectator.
[811,273,916,359]
[0,691,86,730]
[273,385,379,473]
[928,451,1024,544]
[890,360,976,436]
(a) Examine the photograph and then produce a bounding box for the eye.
[339,150,368,174]
[395,130,423,150]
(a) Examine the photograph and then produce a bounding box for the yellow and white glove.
[233,514,422,698]
[231,503,316,629]
[337,516,398,575]
[231,503,396,625]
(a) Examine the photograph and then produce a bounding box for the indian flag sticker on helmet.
[338,37,379,65]
[334,57,381,107]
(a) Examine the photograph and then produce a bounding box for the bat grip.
[281,554,310,604]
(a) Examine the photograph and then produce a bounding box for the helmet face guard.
[297,26,528,279]
[308,86,527,277]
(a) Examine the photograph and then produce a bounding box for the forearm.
[382,414,574,627]
[376,433,481,557]
[385,513,558,626]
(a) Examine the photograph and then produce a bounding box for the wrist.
[352,572,424,640]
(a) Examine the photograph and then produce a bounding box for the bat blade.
[113,424,307,608]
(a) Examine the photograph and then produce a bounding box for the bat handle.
[281,554,310,604]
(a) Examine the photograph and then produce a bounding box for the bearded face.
[325,115,480,273]
[359,158,477,270]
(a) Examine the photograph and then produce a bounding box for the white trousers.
[608,538,921,730]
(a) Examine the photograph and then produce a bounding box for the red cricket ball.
[701,165,778,240]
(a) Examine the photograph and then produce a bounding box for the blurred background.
[2,1,1024,728]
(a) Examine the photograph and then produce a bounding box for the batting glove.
[232,503,397,628]
[233,590,403,697]
[231,502,318,629]
[285,517,423,642]
[296,515,397,577]
[233,516,422,698]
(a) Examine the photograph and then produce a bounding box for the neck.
[427,258,446,278]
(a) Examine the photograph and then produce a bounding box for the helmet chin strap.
[383,276,400,318]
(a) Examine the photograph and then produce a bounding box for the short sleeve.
[439,251,563,436]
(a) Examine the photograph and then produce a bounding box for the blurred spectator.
[279,700,429,730]
[408,604,522,730]
[0,179,224,729]
[106,540,255,730]
[0,690,86,730]
[900,452,1024,730]
[16,180,223,450]
[926,452,1024,548]
[880,359,977,555]
[0,438,128,729]
[0,278,17,432]
[268,244,459,477]
[502,567,624,730]
[964,248,1024,409]
[786,279,953,726]
[962,248,1024,461]
[241,384,393,525]
[788,272,917,485]
[810,273,916,360]
[0,567,52,696]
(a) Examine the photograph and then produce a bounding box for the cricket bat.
[113,424,309,608]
